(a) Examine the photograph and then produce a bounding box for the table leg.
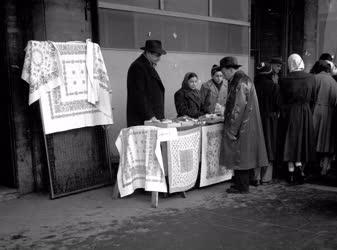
[112,183,120,199]
[151,191,158,208]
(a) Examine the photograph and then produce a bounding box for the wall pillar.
[303,0,318,72]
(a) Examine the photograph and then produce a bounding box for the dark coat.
[312,72,337,153]
[278,71,316,162]
[127,54,165,127]
[220,71,268,170]
[174,88,204,118]
[254,73,279,161]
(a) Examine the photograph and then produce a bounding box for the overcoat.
[127,54,165,127]
[278,71,316,162]
[220,71,268,170]
[313,72,337,153]
[200,79,228,113]
[174,88,204,118]
[254,73,279,161]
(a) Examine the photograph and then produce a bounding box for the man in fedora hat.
[269,57,283,84]
[219,56,268,194]
[126,40,167,127]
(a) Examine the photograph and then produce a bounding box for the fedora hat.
[256,62,272,74]
[140,40,167,55]
[220,56,242,69]
[270,57,283,65]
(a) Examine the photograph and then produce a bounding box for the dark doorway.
[0,3,17,188]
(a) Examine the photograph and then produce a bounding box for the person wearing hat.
[126,40,167,127]
[251,62,280,186]
[200,64,227,114]
[219,56,268,194]
[270,57,283,84]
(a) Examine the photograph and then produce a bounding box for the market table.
[113,122,232,207]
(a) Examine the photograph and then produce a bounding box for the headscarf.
[182,72,198,90]
[288,53,305,72]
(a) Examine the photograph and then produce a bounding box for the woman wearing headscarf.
[278,53,316,184]
[311,60,337,175]
[200,65,228,114]
[174,72,205,118]
[252,62,280,185]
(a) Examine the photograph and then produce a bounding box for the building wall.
[2,0,95,194]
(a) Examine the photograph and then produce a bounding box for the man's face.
[221,67,235,81]
[271,63,282,74]
[147,51,161,65]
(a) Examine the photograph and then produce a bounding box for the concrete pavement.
[1,181,337,249]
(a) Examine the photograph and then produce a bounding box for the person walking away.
[200,65,227,114]
[311,60,337,175]
[219,56,268,194]
[126,40,167,127]
[278,53,316,184]
[252,62,280,185]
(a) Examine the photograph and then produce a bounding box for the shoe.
[250,180,260,187]
[287,172,295,185]
[261,181,272,185]
[226,187,249,194]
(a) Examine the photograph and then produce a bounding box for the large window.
[99,9,249,54]
[98,0,250,55]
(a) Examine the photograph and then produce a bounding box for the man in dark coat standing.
[220,56,268,194]
[127,40,167,127]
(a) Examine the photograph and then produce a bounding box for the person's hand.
[214,103,224,114]
[226,131,237,141]
[150,116,159,122]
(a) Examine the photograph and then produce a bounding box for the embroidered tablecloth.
[116,126,177,197]
[200,124,233,187]
[167,127,201,193]
[22,40,113,134]
[21,41,63,105]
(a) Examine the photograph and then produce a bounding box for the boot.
[287,171,295,185]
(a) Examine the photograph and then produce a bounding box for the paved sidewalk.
[1,181,337,249]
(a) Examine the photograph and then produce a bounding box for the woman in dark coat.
[278,53,316,184]
[310,60,337,175]
[253,62,280,185]
[174,72,204,118]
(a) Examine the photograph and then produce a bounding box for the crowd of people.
[126,39,337,194]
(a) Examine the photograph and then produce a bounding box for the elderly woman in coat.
[278,53,316,184]
[219,56,268,194]
[311,60,337,175]
[174,72,205,118]
[200,65,227,114]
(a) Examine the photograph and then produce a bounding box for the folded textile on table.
[167,127,201,193]
[200,123,233,187]
[116,126,178,197]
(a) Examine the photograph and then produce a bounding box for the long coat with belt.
[312,72,337,153]
[278,71,316,162]
[127,54,165,127]
[220,70,268,170]
[254,73,280,162]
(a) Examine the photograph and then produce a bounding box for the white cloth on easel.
[22,40,113,134]
[21,41,63,105]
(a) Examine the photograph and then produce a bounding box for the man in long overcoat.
[220,56,268,194]
[126,40,166,127]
